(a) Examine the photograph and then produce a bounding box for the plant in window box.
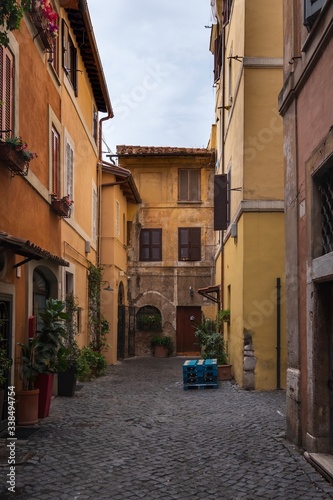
[51,194,74,217]
[30,0,59,51]
[0,136,37,176]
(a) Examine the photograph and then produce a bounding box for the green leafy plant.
[18,338,39,391]
[219,309,230,323]
[55,293,80,372]
[35,298,68,373]
[87,263,110,353]
[150,335,174,355]
[76,347,107,382]
[0,329,12,389]
[0,1,30,47]
[2,136,37,162]
[137,314,162,331]
[194,316,228,365]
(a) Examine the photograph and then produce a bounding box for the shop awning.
[0,231,69,268]
[197,285,220,304]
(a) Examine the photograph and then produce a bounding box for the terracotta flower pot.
[153,345,169,358]
[218,364,232,381]
[17,389,39,426]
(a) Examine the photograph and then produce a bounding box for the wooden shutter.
[0,46,14,139]
[179,228,201,261]
[214,35,222,82]
[140,229,162,261]
[190,228,201,261]
[214,174,228,230]
[66,141,74,200]
[179,169,200,201]
[52,127,60,197]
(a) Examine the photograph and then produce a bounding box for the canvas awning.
[0,231,69,268]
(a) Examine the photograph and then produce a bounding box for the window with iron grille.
[304,0,325,31]
[178,228,201,261]
[51,126,61,197]
[140,229,162,261]
[62,21,78,95]
[316,167,333,255]
[0,45,14,140]
[178,169,201,202]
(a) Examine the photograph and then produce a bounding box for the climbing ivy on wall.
[87,263,109,353]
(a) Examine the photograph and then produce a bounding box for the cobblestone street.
[1,357,333,500]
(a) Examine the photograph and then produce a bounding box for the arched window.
[136,306,162,332]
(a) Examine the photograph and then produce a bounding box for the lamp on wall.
[101,281,114,292]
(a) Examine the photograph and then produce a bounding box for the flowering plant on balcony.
[32,0,59,38]
[51,194,74,206]
[62,194,74,207]
[2,136,37,162]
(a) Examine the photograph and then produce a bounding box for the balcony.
[51,195,73,218]
[30,0,59,52]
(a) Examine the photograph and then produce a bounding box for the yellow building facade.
[210,0,286,389]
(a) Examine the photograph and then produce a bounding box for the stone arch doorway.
[33,266,58,334]
[117,282,125,360]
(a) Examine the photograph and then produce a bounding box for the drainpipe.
[276,277,281,389]
[220,23,226,311]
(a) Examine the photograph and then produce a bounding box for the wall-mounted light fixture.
[101,281,114,292]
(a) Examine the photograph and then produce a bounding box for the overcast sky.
[87,1,215,154]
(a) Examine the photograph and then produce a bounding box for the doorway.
[176,306,201,355]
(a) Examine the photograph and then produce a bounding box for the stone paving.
[1,356,333,500]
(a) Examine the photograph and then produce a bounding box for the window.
[304,0,325,31]
[214,174,228,231]
[92,187,98,241]
[140,229,162,261]
[136,306,162,332]
[315,166,333,255]
[178,169,200,202]
[93,105,98,143]
[65,140,74,207]
[178,228,201,261]
[0,46,14,139]
[50,19,59,74]
[51,126,61,197]
[214,34,222,83]
[116,201,120,237]
[62,21,78,94]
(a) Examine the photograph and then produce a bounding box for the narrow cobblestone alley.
[1,357,333,500]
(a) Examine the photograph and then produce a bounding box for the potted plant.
[194,316,232,381]
[0,0,30,47]
[34,298,68,417]
[0,329,12,421]
[0,136,37,175]
[150,335,174,358]
[17,338,40,425]
[219,309,230,324]
[57,293,80,397]
[51,194,74,218]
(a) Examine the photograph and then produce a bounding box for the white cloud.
[88,0,214,152]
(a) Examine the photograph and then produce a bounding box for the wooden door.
[176,306,201,355]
